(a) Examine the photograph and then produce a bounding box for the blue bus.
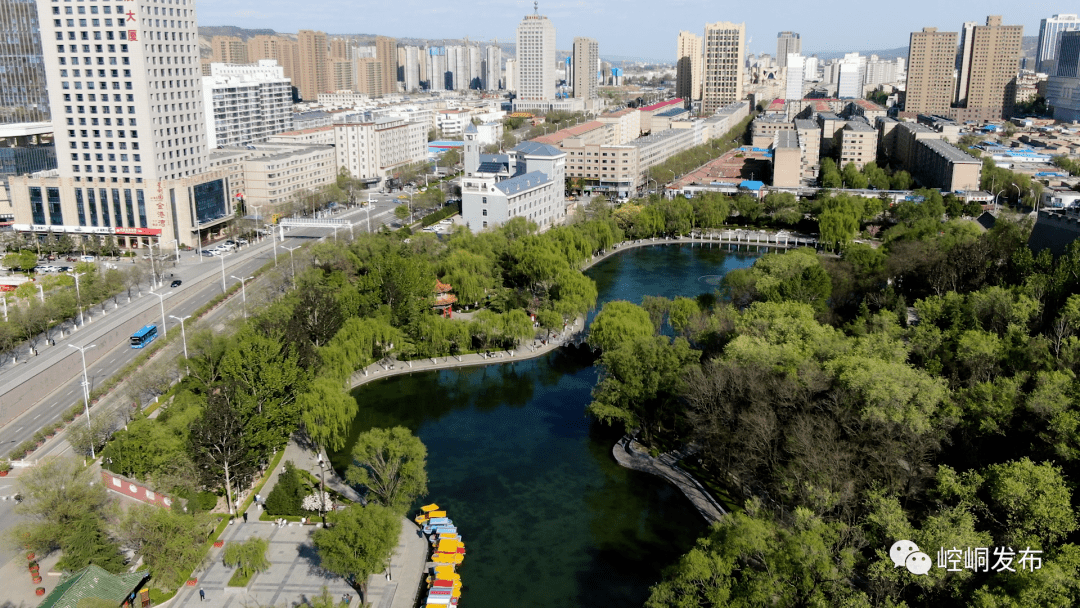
[130,324,159,349]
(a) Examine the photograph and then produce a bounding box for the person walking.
[243,511,248,523]
[199,588,206,602]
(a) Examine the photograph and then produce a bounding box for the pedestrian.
[345,594,352,605]
[199,588,205,602]
[243,511,248,523]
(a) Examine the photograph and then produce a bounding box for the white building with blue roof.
[461,124,567,232]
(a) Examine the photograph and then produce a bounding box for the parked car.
[201,250,216,257]
[236,238,248,245]
[79,255,96,262]
[170,279,182,288]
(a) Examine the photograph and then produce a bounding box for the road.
[0,193,407,457]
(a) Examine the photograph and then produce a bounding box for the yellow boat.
[421,504,440,512]
[437,539,462,552]
[429,510,447,518]
[433,565,456,577]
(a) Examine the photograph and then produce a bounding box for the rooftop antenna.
[534,1,538,14]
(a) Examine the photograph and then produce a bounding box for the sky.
[194,0,1071,62]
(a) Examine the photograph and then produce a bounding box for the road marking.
[32,414,39,420]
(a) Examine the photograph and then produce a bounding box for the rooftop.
[919,138,982,164]
[274,126,334,136]
[639,98,684,112]
[776,130,800,148]
[656,108,689,118]
[844,120,877,132]
[531,120,606,145]
[38,565,149,608]
[794,119,818,130]
[494,170,550,195]
[514,140,564,157]
[628,128,693,147]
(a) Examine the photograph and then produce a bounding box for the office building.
[1037,14,1080,73]
[483,45,502,90]
[376,36,397,95]
[676,31,702,103]
[296,30,330,101]
[776,31,801,69]
[11,0,238,249]
[785,54,804,100]
[211,36,247,64]
[906,27,958,115]
[573,37,598,99]
[701,21,746,115]
[202,61,293,149]
[515,8,556,101]
[0,0,50,124]
[954,16,1023,121]
[462,128,566,233]
[1047,30,1080,122]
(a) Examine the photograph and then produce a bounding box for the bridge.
[278,217,354,238]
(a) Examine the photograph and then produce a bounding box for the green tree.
[188,396,256,517]
[265,461,306,516]
[118,505,216,591]
[983,458,1077,548]
[312,504,401,597]
[55,513,126,574]
[10,457,112,554]
[588,301,655,352]
[345,427,429,513]
[394,205,410,223]
[222,536,271,579]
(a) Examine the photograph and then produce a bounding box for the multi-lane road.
[0,193,410,457]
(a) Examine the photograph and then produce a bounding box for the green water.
[338,243,762,607]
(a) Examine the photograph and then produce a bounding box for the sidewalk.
[0,542,62,608]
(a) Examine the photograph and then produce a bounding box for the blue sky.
[195,0,1069,62]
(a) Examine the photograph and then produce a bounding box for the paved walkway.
[612,435,727,523]
[0,540,61,608]
[348,316,587,389]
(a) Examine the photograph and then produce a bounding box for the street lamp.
[283,245,299,287]
[69,343,96,458]
[149,290,172,338]
[1012,183,1022,207]
[170,314,190,360]
[994,188,1006,213]
[170,239,179,264]
[218,253,227,294]
[72,271,84,327]
[231,275,253,318]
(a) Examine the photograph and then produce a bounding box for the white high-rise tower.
[515,2,555,101]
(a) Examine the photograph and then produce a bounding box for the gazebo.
[434,280,457,318]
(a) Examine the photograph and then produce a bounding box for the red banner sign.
[114,227,162,236]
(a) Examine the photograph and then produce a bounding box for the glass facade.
[46,186,61,224]
[136,188,146,227]
[87,187,98,227]
[0,0,50,124]
[75,187,85,225]
[29,186,44,224]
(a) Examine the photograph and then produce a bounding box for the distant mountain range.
[804,36,1038,63]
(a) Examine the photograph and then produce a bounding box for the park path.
[612,435,727,523]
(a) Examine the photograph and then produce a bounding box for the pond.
[335,243,762,607]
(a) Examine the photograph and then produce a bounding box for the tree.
[118,504,216,591]
[10,457,112,553]
[222,536,271,579]
[265,461,306,516]
[188,396,256,516]
[313,504,401,597]
[54,513,126,574]
[588,301,655,352]
[394,205,410,223]
[983,458,1078,548]
[345,427,428,513]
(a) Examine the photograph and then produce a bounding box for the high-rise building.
[676,31,702,102]
[837,55,864,98]
[375,36,396,95]
[1036,14,1080,73]
[297,30,330,101]
[330,37,350,61]
[785,54,804,100]
[483,45,502,90]
[515,8,556,101]
[468,45,482,89]
[0,0,50,123]
[202,61,293,149]
[330,60,354,91]
[701,21,745,115]
[427,47,446,92]
[505,58,517,91]
[1047,30,1080,121]
[955,21,977,107]
[776,31,801,69]
[403,46,422,92]
[906,27,958,115]
[13,0,236,249]
[803,56,819,81]
[572,37,598,99]
[354,57,385,96]
[953,16,1023,121]
[211,36,248,64]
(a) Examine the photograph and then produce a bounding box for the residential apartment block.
[572,37,598,100]
[202,61,293,149]
[676,31,702,103]
[953,16,1023,121]
[333,116,426,183]
[905,28,958,115]
[701,22,745,115]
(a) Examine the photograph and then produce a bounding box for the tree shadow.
[296,540,340,581]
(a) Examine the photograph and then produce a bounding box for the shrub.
[263,461,305,516]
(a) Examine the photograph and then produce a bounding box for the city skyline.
[193,0,1068,61]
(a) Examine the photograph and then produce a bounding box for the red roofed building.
[639,98,685,133]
